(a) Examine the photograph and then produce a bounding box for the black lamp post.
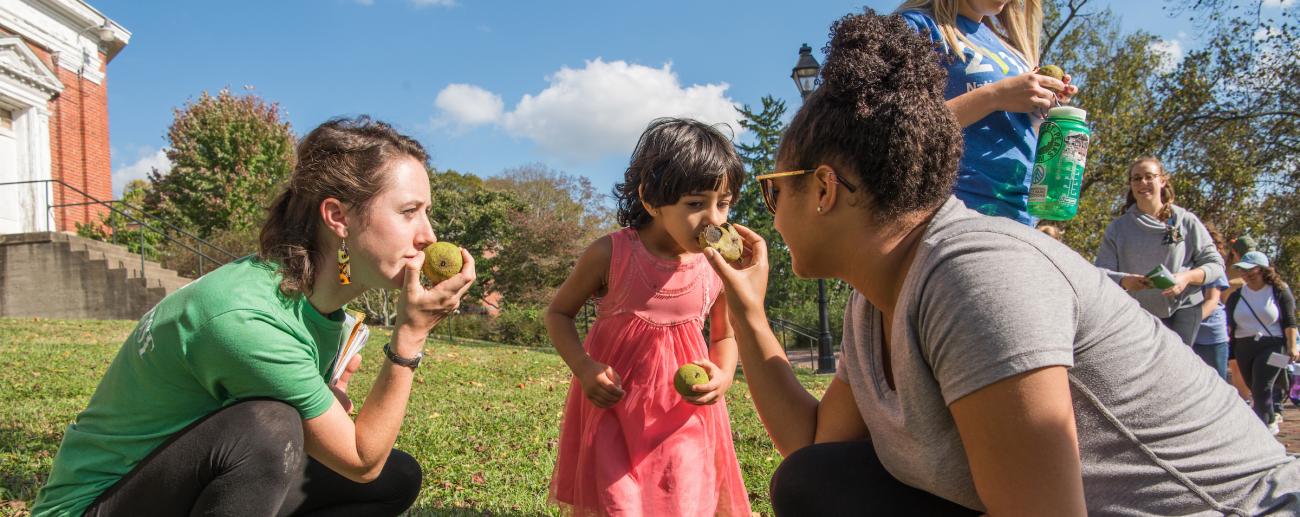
[791,43,836,374]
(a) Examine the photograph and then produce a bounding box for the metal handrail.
[0,178,238,277]
[769,316,827,370]
[39,183,239,261]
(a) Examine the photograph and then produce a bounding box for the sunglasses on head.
[754,168,858,215]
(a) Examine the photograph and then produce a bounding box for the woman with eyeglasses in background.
[1094,157,1225,346]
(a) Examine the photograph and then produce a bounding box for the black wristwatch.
[383,341,423,369]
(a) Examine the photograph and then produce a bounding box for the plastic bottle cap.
[1047,106,1086,122]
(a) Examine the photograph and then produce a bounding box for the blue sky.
[97,0,1232,198]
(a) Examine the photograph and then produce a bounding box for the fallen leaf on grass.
[471,472,486,485]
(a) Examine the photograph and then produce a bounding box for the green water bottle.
[1028,106,1091,221]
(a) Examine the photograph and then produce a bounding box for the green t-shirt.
[32,257,344,517]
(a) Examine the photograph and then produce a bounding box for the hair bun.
[819,10,948,116]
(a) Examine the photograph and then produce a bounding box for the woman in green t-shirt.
[34,117,475,517]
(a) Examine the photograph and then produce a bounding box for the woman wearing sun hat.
[1226,250,1298,434]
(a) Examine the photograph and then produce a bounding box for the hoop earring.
[338,239,352,285]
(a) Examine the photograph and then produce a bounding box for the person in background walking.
[1226,250,1298,435]
[1095,157,1224,346]
[1194,223,1232,380]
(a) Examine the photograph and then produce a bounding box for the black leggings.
[770,441,982,516]
[1160,305,1202,347]
[1234,336,1288,425]
[83,399,421,517]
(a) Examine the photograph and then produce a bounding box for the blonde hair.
[895,0,1042,66]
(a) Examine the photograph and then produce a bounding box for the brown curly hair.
[777,9,962,220]
[614,117,744,228]
[259,116,429,296]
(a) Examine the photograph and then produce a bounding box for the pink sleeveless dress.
[549,228,751,516]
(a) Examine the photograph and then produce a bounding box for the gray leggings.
[1233,336,1288,425]
[83,399,421,517]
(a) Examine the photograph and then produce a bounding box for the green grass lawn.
[0,318,831,516]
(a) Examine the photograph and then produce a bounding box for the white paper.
[1267,352,1290,369]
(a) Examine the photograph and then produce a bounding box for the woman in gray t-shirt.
[704,10,1299,516]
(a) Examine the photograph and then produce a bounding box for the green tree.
[144,88,295,238]
[487,164,618,307]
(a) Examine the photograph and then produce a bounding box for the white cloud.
[1149,38,1184,74]
[353,0,374,5]
[435,59,743,162]
[434,83,504,129]
[1263,0,1296,7]
[112,148,170,198]
[411,0,456,6]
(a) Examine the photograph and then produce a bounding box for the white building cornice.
[0,0,131,86]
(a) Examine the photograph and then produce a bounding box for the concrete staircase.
[0,232,194,320]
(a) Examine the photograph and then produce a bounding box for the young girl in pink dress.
[546,117,751,516]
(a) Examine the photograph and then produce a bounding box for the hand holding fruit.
[1036,64,1078,104]
[396,242,475,338]
[578,357,625,408]
[676,360,732,406]
[702,223,769,317]
[990,72,1066,114]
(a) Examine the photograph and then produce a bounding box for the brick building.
[0,0,128,234]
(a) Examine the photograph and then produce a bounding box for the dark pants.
[770,441,982,516]
[84,399,422,517]
[1160,305,1202,347]
[1193,341,1230,381]
[1234,336,1288,425]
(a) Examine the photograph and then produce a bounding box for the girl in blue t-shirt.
[896,0,1079,225]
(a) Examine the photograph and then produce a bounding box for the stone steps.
[0,231,194,320]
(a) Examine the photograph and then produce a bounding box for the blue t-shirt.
[1195,275,1231,345]
[899,10,1038,225]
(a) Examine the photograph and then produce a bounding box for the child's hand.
[578,358,625,408]
[683,359,733,406]
[703,223,769,316]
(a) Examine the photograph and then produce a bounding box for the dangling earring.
[337,239,352,285]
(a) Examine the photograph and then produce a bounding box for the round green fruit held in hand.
[674,363,710,397]
[1037,64,1065,81]
[422,241,463,284]
[697,223,742,262]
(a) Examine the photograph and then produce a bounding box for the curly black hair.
[778,9,962,220]
[614,117,744,228]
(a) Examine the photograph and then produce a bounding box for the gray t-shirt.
[837,197,1299,515]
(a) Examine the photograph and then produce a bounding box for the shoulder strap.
[1239,290,1277,338]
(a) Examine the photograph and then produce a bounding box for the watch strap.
[383,341,422,369]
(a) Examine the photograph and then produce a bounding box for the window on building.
[0,110,12,134]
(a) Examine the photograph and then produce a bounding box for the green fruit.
[674,363,710,397]
[1038,64,1065,81]
[422,242,463,284]
[697,223,742,262]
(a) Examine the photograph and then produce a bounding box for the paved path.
[1276,405,1300,453]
